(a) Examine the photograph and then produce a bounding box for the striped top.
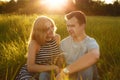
[35,39,61,65]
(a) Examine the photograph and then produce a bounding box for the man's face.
[66,17,84,38]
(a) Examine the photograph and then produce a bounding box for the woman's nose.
[50,27,54,31]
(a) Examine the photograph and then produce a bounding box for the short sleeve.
[60,41,64,52]
[87,38,99,51]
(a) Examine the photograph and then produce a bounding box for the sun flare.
[40,0,68,11]
[105,0,114,4]
[100,0,114,4]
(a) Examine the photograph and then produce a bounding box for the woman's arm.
[27,40,59,73]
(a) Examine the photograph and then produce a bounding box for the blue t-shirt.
[60,36,99,80]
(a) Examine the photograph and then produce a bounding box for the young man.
[56,11,100,80]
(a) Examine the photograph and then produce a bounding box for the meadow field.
[0,14,120,80]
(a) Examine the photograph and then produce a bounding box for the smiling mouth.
[69,31,73,34]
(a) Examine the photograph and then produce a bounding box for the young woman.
[16,16,63,80]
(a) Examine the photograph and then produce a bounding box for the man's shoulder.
[85,36,99,50]
[85,36,97,43]
[61,36,71,43]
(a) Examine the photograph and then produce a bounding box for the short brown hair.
[65,11,86,25]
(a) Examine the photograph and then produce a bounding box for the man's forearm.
[66,49,100,74]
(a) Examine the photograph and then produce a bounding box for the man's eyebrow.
[66,24,74,26]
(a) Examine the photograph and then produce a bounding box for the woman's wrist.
[50,65,58,70]
[53,65,60,74]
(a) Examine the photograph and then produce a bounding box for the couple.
[16,11,100,80]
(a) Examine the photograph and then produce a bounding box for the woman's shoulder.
[54,34,61,45]
[29,40,37,46]
[28,40,40,50]
[55,34,61,39]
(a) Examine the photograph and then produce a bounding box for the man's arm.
[64,48,100,74]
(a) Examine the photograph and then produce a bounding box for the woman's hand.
[54,65,60,74]
[51,65,60,74]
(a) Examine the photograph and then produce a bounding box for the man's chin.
[70,34,74,37]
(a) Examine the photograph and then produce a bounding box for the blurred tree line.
[0,0,120,16]
[75,0,120,16]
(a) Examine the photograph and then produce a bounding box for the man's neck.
[73,33,87,42]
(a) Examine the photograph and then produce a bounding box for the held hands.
[51,52,67,80]
[51,65,69,80]
[52,53,66,68]
[54,65,60,74]
[51,65,60,74]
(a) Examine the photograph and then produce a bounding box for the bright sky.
[95,0,115,4]
[0,0,8,1]
[0,0,10,1]
[40,0,68,11]
[0,0,116,4]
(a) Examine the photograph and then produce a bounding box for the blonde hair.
[29,16,57,45]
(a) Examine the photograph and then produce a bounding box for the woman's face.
[45,21,55,40]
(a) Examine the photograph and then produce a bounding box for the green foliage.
[86,16,120,79]
[0,14,36,80]
[0,14,120,80]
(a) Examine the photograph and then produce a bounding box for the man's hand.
[56,70,69,80]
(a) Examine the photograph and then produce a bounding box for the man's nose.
[67,27,72,31]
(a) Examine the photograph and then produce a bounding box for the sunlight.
[0,0,17,2]
[0,0,10,1]
[40,0,68,11]
[99,0,114,4]
[104,0,114,4]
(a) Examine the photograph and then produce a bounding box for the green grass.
[86,16,120,79]
[0,14,120,80]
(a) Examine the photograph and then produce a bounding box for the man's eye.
[71,25,75,27]
[67,25,74,27]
